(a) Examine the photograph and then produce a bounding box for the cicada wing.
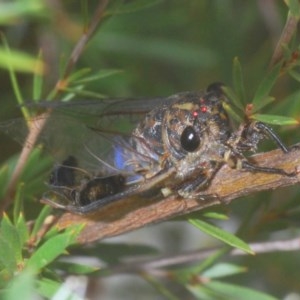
[0,95,172,176]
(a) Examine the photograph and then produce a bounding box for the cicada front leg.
[234,121,296,176]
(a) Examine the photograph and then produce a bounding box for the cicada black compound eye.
[180,126,200,152]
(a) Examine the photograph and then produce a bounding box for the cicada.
[1,83,294,214]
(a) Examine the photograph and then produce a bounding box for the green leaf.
[0,235,16,275]
[188,218,253,254]
[2,269,36,300]
[0,164,9,199]
[36,278,61,299]
[202,263,247,279]
[73,69,123,84]
[1,214,22,262]
[204,280,278,300]
[251,63,281,111]
[251,96,275,112]
[62,87,106,99]
[251,113,299,125]
[0,46,44,74]
[1,35,30,120]
[201,211,229,220]
[13,183,25,224]
[232,57,246,105]
[55,261,99,275]
[15,213,29,249]
[66,68,91,84]
[144,274,181,300]
[37,277,83,300]
[222,101,243,123]
[221,85,244,112]
[32,50,44,102]
[0,2,44,25]
[26,225,82,271]
[30,205,53,241]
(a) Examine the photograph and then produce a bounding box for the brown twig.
[98,237,300,275]
[56,143,300,244]
[0,114,50,213]
[269,10,300,68]
[61,0,109,81]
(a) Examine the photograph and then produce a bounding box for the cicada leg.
[238,121,296,176]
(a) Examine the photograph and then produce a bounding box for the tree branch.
[55,143,300,243]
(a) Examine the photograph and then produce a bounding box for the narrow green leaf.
[220,85,244,111]
[251,96,275,113]
[62,87,106,99]
[2,269,36,300]
[202,211,229,220]
[144,274,181,300]
[36,278,61,299]
[186,284,214,300]
[202,263,247,279]
[0,235,17,273]
[67,68,91,84]
[16,213,29,249]
[205,280,278,300]
[252,63,281,110]
[1,214,22,261]
[27,226,82,271]
[197,248,229,275]
[30,205,53,240]
[0,164,9,198]
[32,50,44,102]
[0,268,13,287]
[222,101,243,123]
[37,277,82,300]
[172,248,229,285]
[251,113,299,125]
[0,46,44,74]
[13,183,24,224]
[55,261,99,274]
[232,57,246,105]
[73,69,123,84]
[0,2,44,25]
[1,35,30,121]
[188,218,253,254]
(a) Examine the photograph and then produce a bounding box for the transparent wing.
[0,93,197,213]
[0,95,182,175]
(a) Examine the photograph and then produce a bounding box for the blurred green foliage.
[0,0,300,299]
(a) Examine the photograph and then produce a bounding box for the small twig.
[100,237,300,275]
[56,143,300,243]
[0,113,50,213]
[62,0,108,81]
[269,11,300,68]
